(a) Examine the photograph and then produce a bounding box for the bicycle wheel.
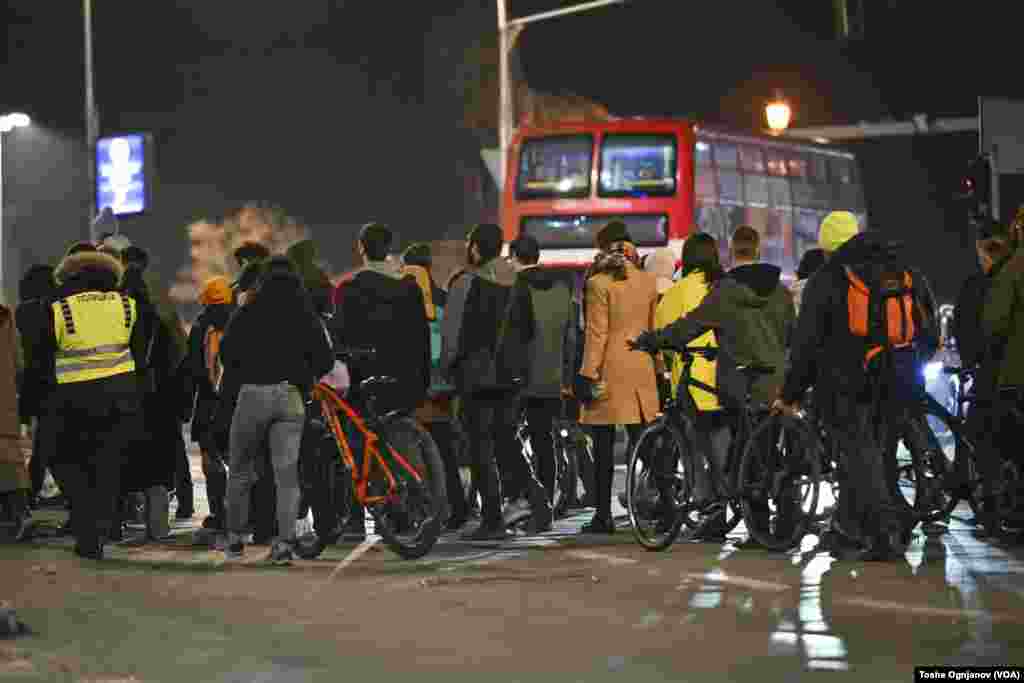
[626,418,689,551]
[371,417,445,560]
[739,414,821,551]
[294,428,353,560]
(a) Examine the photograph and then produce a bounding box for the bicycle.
[511,402,594,521]
[293,347,447,560]
[624,344,820,551]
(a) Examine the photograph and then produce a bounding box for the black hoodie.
[331,261,430,412]
[656,262,795,407]
[781,231,938,405]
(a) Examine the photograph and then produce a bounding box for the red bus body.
[502,118,866,278]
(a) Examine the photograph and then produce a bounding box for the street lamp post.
[84,0,101,235]
[0,113,32,305]
[496,0,628,187]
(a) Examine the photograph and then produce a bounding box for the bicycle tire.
[739,414,822,551]
[626,418,688,551]
[294,431,354,560]
[372,417,445,560]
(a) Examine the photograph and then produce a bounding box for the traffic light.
[958,155,992,216]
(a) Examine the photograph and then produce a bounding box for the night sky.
[0,1,1011,302]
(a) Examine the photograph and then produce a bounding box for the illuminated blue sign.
[96,134,148,216]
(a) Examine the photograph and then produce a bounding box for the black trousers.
[59,409,141,551]
[590,424,644,521]
[522,397,563,502]
[461,395,521,527]
[426,420,468,523]
[174,430,194,514]
[828,396,911,544]
[199,431,228,522]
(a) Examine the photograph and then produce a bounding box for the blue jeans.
[225,383,305,543]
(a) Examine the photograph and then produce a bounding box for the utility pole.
[84,0,100,240]
[496,0,627,186]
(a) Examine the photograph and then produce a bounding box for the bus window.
[765,149,788,176]
[739,146,766,174]
[743,173,770,207]
[696,165,717,202]
[695,139,713,167]
[767,175,791,208]
[718,168,742,205]
[787,155,807,178]
[521,214,668,249]
[714,143,739,168]
[807,154,829,184]
[599,134,677,197]
[516,135,593,200]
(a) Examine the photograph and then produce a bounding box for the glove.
[630,330,661,355]
[574,374,606,404]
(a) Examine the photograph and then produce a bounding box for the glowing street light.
[0,112,31,133]
[765,96,792,135]
[1,112,32,303]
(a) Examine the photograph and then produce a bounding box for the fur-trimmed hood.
[54,250,125,293]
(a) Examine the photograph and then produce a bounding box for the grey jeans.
[225,382,305,543]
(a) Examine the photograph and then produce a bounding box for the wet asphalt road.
[12,442,1024,681]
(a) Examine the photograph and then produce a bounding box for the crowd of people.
[3,203,1023,565]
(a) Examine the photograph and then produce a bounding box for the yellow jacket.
[655,271,719,411]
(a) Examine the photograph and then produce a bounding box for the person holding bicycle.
[774,214,930,560]
[219,256,334,564]
[632,226,795,544]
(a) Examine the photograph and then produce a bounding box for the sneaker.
[502,498,532,527]
[13,515,33,543]
[73,543,104,560]
[224,541,244,561]
[266,541,295,565]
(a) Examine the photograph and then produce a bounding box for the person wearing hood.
[219,256,333,563]
[503,235,574,524]
[632,225,795,543]
[184,276,235,532]
[328,224,431,541]
[442,223,549,540]
[577,221,661,535]
[774,212,936,560]
[31,250,151,558]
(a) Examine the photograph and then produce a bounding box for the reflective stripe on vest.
[52,292,137,383]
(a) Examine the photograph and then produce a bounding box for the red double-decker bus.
[502,118,866,277]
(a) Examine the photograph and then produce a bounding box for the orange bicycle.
[295,348,446,560]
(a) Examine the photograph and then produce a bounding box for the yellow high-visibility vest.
[52,291,137,384]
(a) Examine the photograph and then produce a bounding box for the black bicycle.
[624,344,820,551]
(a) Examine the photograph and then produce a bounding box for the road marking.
[566,550,638,566]
[688,570,789,593]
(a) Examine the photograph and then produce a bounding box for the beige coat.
[0,305,28,493]
[580,263,660,425]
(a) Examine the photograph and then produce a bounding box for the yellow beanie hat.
[819,211,859,252]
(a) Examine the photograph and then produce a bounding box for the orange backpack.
[844,261,921,368]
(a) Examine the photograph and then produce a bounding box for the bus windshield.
[599,134,677,197]
[516,135,592,199]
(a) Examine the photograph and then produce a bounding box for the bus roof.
[514,118,857,160]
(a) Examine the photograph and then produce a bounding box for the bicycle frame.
[311,383,425,506]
